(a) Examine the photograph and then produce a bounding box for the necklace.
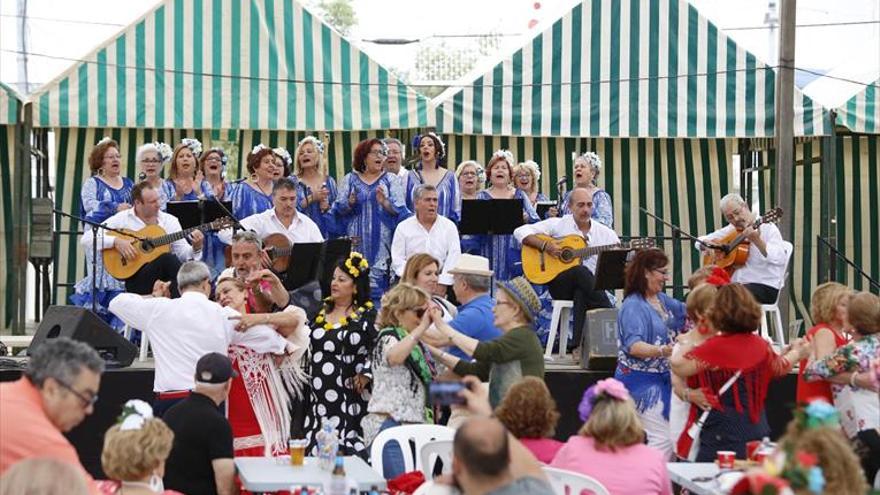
[251,178,273,196]
[314,300,373,330]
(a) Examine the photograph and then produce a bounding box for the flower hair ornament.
[343,252,370,279]
[153,142,173,163]
[273,147,293,167]
[116,399,154,431]
[492,149,515,166]
[577,378,630,421]
[180,137,203,157]
[579,151,602,170]
[411,132,446,162]
[251,143,270,156]
[298,135,325,154]
[96,136,113,146]
[796,399,839,429]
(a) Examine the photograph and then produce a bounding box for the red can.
[746,440,761,460]
[717,450,736,469]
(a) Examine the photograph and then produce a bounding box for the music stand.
[459,199,524,235]
[318,238,353,296]
[202,199,233,223]
[284,242,323,290]
[166,201,201,229]
[535,201,556,218]
[594,249,629,290]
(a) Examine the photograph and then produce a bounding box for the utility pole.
[775,0,796,328]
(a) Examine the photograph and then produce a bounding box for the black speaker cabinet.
[579,308,619,371]
[29,306,138,367]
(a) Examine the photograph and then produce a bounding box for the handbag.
[679,370,742,461]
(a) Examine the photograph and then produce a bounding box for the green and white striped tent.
[1,82,23,329]
[433,0,829,139]
[835,79,879,134]
[31,0,433,304]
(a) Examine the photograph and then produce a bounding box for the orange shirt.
[0,378,97,492]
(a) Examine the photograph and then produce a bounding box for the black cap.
[194,352,238,384]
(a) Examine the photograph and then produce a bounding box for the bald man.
[514,187,617,351]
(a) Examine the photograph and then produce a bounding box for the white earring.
[148,473,164,493]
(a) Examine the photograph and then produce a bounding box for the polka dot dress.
[303,309,376,458]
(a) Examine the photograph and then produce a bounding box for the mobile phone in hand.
[429,381,467,406]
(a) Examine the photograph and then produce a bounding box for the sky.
[1,0,878,104]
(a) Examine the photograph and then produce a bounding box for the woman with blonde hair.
[495,376,563,463]
[162,138,204,202]
[402,253,457,320]
[455,160,485,254]
[512,161,548,209]
[796,282,852,404]
[551,378,672,494]
[97,400,182,494]
[363,283,436,478]
[294,136,338,238]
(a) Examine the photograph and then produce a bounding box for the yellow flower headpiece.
[343,252,369,278]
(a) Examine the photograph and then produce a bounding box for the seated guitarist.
[218,179,324,250]
[82,181,203,297]
[697,193,791,304]
[514,188,616,350]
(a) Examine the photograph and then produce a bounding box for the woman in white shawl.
[216,276,310,457]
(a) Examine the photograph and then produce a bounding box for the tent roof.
[28,0,432,131]
[0,82,23,126]
[834,79,879,134]
[432,0,829,138]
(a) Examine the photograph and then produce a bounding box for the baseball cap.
[194,352,238,384]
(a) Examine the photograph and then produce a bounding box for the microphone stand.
[638,207,727,253]
[53,209,147,314]
[208,195,243,234]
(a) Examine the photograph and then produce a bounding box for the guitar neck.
[572,242,625,258]
[149,224,202,247]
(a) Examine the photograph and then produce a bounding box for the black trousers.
[547,265,612,349]
[124,252,182,297]
[743,283,779,305]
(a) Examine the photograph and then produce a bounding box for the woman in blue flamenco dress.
[197,146,236,278]
[161,138,205,203]
[403,133,460,223]
[294,136,339,239]
[71,137,133,331]
[476,150,539,281]
[230,144,278,221]
[560,152,614,228]
[332,139,410,302]
[455,160,485,255]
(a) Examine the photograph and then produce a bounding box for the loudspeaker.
[579,308,619,371]
[29,306,138,367]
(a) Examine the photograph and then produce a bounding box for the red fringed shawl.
[686,333,788,423]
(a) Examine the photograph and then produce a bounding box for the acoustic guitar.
[701,207,783,274]
[103,217,234,280]
[522,234,654,284]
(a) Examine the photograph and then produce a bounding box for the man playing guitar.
[82,181,203,297]
[697,193,791,304]
[514,188,616,352]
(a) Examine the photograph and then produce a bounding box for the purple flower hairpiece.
[578,378,630,421]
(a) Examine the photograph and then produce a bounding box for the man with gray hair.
[697,193,791,304]
[390,183,462,286]
[383,137,407,178]
[0,337,104,484]
[109,261,293,415]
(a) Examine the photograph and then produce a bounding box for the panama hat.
[496,276,541,322]
[447,254,493,277]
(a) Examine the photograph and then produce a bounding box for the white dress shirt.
[217,208,324,245]
[81,208,201,262]
[109,291,288,392]
[697,223,792,289]
[513,214,621,274]
[390,215,462,285]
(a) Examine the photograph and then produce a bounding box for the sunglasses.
[409,307,427,318]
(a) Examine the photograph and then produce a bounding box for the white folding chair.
[542,466,610,495]
[545,300,573,360]
[370,424,455,477]
[759,242,793,347]
[419,439,453,478]
[122,324,151,362]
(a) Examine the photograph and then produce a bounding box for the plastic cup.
[289,439,306,466]
[717,450,736,469]
[746,440,761,460]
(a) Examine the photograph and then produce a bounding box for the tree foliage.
[315,0,357,36]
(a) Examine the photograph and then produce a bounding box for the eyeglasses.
[368,150,388,158]
[204,157,222,163]
[141,158,161,164]
[409,307,427,318]
[56,379,99,408]
[387,150,402,156]
[653,268,669,276]
[460,171,477,177]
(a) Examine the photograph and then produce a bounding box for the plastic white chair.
[122,324,151,362]
[545,300,573,360]
[543,466,610,495]
[370,425,455,477]
[419,439,453,478]
[759,242,793,347]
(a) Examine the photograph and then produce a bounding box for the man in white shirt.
[218,179,324,247]
[697,193,792,304]
[109,261,291,416]
[82,181,203,297]
[514,188,617,349]
[391,184,462,287]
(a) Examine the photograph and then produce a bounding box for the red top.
[796,323,848,404]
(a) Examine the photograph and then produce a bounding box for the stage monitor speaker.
[579,308,619,371]
[29,306,138,367]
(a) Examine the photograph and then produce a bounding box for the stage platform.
[0,360,797,479]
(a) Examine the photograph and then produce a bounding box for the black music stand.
[536,201,556,218]
[166,199,233,229]
[594,249,629,290]
[284,242,323,290]
[318,238,353,296]
[459,199,524,235]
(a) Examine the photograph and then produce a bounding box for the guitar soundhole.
[140,241,153,253]
[560,249,574,263]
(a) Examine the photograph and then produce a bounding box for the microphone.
[556,176,567,185]
[138,172,147,181]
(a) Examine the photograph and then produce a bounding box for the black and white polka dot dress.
[303,309,376,457]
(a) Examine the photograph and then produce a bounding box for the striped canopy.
[0,82,22,125]
[433,0,829,138]
[29,0,432,131]
[836,80,879,134]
